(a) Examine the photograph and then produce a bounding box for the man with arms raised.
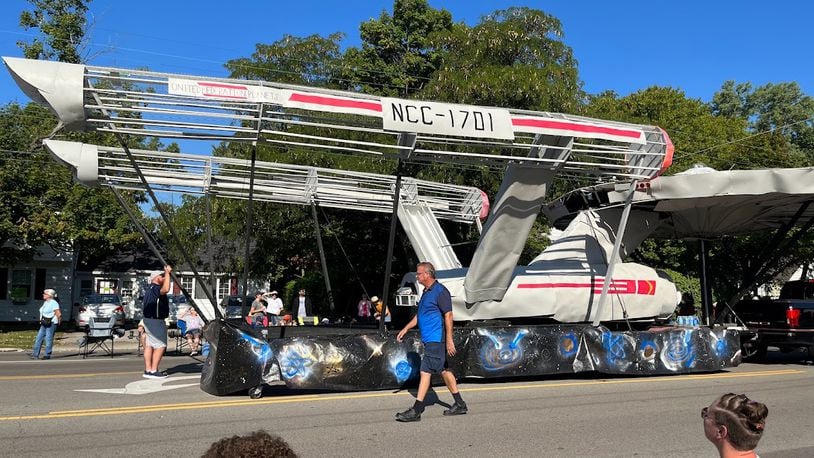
[395,261,467,421]
[142,265,172,378]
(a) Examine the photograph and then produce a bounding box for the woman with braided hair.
[702,393,768,457]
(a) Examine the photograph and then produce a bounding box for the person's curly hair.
[711,393,768,451]
[203,430,297,458]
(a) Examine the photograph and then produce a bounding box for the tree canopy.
[18,0,90,63]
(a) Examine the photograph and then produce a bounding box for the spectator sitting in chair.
[178,307,204,356]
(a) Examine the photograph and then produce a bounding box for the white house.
[2,245,250,322]
[0,246,74,322]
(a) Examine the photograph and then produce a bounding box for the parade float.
[4,57,744,397]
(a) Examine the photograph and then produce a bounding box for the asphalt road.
[0,348,812,458]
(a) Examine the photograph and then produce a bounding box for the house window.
[218,277,233,302]
[10,269,32,303]
[34,268,47,300]
[179,276,194,297]
[97,279,118,294]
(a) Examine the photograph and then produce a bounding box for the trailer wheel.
[249,386,263,399]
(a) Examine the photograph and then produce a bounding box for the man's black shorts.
[420,341,448,374]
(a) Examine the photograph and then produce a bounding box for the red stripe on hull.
[511,118,641,140]
[288,93,382,112]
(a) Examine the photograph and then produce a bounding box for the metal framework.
[4,57,672,181]
[43,140,485,223]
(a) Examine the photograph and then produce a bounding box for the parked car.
[166,294,189,327]
[220,295,244,321]
[74,294,126,329]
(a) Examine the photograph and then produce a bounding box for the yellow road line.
[0,368,805,421]
[0,371,137,381]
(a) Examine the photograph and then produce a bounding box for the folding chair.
[174,319,188,354]
[80,315,117,358]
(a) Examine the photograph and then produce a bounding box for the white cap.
[371,296,379,303]
[269,290,278,295]
[148,270,163,282]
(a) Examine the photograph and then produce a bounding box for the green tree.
[17,0,91,64]
[422,7,583,113]
[338,0,453,96]
[225,33,345,87]
[587,87,806,172]
[712,81,814,163]
[0,103,142,265]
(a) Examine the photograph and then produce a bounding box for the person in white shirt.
[265,291,284,325]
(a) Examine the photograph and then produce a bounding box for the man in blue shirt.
[142,265,171,379]
[395,261,467,422]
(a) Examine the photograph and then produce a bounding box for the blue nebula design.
[712,334,729,358]
[661,330,696,370]
[279,344,316,381]
[394,360,413,383]
[480,329,528,371]
[389,351,418,383]
[236,330,273,362]
[558,332,579,358]
[601,332,628,365]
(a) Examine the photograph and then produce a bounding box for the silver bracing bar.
[5,57,673,181]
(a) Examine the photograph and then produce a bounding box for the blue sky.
[0,0,812,107]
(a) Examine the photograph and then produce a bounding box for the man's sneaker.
[395,407,421,422]
[443,402,468,416]
[30,354,39,360]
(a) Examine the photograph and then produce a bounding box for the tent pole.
[311,202,335,315]
[379,133,417,333]
[241,141,259,318]
[699,239,712,326]
[241,106,265,316]
[379,159,403,333]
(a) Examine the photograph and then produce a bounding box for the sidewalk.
[0,330,145,354]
